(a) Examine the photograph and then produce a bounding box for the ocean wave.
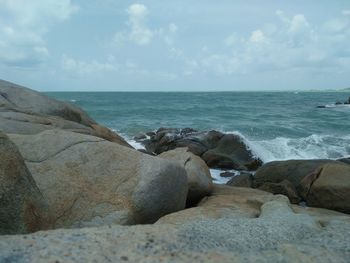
[121,130,349,164]
[240,133,350,163]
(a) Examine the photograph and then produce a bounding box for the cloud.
[114,3,153,45]
[343,10,350,16]
[61,55,119,75]
[249,30,267,43]
[0,0,78,67]
[198,10,350,76]
[114,3,178,47]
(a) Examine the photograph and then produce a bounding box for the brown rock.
[0,131,49,234]
[9,129,188,228]
[300,163,350,213]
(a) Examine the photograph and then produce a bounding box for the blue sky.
[0,0,349,91]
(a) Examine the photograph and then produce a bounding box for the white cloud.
[0,0,78,67]
[342,10,350,16]
[199,11,350,76]
[250,30,267,43]
[114,3,153,45]
[114,4,178,47]
[61,55,119,75]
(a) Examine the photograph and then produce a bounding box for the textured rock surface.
[252,159,342,204]
[9,129,188,228]
[300,163,350,213]
[226,172,253,188]
[1,185,349,262]
[0,131,49,234]
[0,79,130,147]
[159,147,213,205]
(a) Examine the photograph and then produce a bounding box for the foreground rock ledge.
[1,186,349,263]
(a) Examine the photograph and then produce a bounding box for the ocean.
[47,91,350,165]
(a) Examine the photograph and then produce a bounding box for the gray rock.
[226,172,253,188]
[0,131,49,235]
[159,147,213,206]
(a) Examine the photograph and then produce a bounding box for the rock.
[220,171,236,178]
[159,148,213,206]
[335,101,343,105]
[300,163,350,214]
[316,105,326,108]
[253,159,340,188]
[337,157,350,165]
[0,79,130,147]
[134,133,147,141]
[9,129,188,228]
[258,180,302,204]
[0,131,49,235]
[226,172,253,188]
[1,185,350,262]
[143,128,262,171]
[202,134,262,170]
[253,159,341,204]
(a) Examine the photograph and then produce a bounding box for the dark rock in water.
[226,172,253,188]
[180,127,198,135]
[335,101,343,105]
[202,134,262,170]
[133,133,147,141]
[0,131,49,235]
[220,171,236,178]
[145,131,156,137]
[258,180,301,204]
[299,163,350,214]
[141,128,261,170]
[316,105,326,108]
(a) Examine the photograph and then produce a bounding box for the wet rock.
[226,172,253,188]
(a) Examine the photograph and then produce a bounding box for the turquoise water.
[47,92,350,162]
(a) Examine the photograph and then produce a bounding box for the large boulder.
[299,163,350,214]
[9,129,188,228]
[0,131,49,235]
[1,185,350,262]
[253,159,341,188]
[0,79,130,147]
[159,147,213,206]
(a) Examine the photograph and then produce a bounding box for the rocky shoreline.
[1,79,350,262]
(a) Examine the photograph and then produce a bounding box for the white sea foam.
[242,134,349,163]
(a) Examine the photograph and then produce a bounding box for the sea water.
[48,91,350,165]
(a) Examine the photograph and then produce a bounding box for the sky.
[0,0,349,91]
